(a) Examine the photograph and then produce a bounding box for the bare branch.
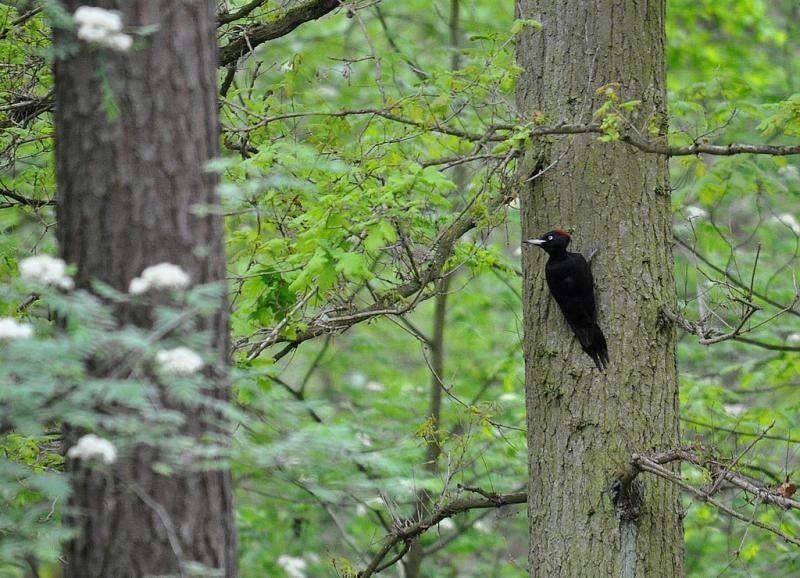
[358,488,526,578]
[218,0,342,66]
[0,91,54,129]
[682,418,800,445]
[620,133,800,157]
[629,444,800,550]
[732,336,800,352]
[633,453,800,548]
[675,236,800,318]
[706,423,773,497]
[526,122,800,156]
[0,188,54,209]
[639,448,800,510]
[217,0,269,24]
[661,302,760,346]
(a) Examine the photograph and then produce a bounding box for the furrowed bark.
[55,1,236,575]
[517,1,683,576]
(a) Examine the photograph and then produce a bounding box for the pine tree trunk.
[54,1,237,576]
[516,1,684,576]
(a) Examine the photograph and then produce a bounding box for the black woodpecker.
[523,229,609,371]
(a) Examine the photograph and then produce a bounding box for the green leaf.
[334,252,370,279]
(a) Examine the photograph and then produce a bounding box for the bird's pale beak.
[522,239,545,246]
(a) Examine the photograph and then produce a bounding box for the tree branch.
[221,105,512,141]
[236,149,517,361]
[218,0,342,66]
[0,188,54,209]
[357,489,526,578]
[661,302,762,346]
[732,336,800,352]
[633,453,800,547]
[527,123,800,156]
[681,418,800,445]
[674,236,800,318]
[222,107,800,155]
[630,448,800,548]
[217,0,269,24]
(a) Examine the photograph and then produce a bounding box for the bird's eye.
[547,235,553,241]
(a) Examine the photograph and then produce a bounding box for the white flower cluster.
[685,205,708,220]
[67,433,118,464]
[74,6,133,51]
[156,347,204,376]
[129,263,191,294]
[0,317,33,340]
[277,555,307,578]
[19,255,74,290]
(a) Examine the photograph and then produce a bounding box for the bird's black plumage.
[524,229,609,370]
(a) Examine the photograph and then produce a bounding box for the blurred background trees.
[1,1,799,576]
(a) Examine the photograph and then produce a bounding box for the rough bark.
[516,1,683,576]
[55,1,236,576]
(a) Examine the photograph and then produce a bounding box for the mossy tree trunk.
[55,1,237,576]
[516,1,684,576]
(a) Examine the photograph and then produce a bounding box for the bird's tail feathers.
[576,324,609,371]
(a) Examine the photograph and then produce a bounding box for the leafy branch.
[235,149,518,361]
[222,104,800,155]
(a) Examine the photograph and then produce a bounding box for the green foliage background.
[1,1,800,576]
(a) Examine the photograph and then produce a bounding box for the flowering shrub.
[19,255,74,290]
[66,434,117,464]
[156,346,204,376]
[0,317,33,340]
[73,6,132,51]
[0,264,233,565]
[129,262,191,294]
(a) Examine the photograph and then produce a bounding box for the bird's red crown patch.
[554,228,572,236]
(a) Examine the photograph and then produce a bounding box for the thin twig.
[246,290,316,361]
[707,423,773,496]
[633,455,800,547]
[357,489,526,578]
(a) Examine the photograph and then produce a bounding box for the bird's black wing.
[545,251,609,370]
[544,251,596,331]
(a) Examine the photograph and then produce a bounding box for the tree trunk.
[55,1,237,576]
[516,1,683,576]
